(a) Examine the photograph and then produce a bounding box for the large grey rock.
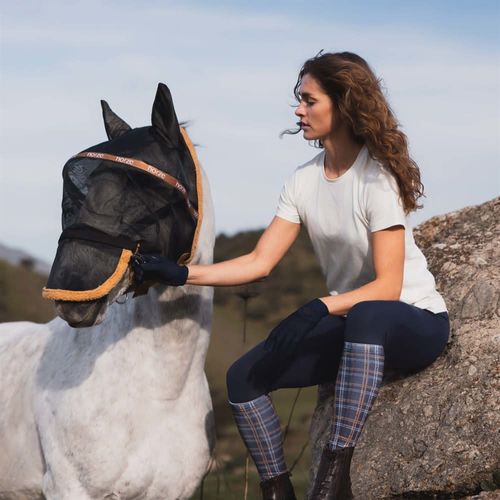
[309,197,500,499]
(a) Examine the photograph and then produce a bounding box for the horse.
[0,83,216,499]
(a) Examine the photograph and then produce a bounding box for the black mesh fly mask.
[43,83,202,302]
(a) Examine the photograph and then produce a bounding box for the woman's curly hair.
[288,51,424,214]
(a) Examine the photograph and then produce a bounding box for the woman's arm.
[186,216,301,286]
[319,225,405,316]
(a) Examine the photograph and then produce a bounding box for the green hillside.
[0,259,55,323]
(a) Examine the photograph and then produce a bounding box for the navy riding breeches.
[226,300,450,404]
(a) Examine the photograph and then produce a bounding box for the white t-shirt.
[276,145,447,314]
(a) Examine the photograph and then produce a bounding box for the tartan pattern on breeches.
[329,341,385,450]
[229,394,287,480]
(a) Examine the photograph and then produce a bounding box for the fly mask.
[42,83,203,303]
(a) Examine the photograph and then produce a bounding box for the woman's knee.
[226,356,266,404]
[226,359,245,402]
[384,312,450,373]
[344,300,397,344]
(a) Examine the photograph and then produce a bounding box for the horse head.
[43,84,202,328]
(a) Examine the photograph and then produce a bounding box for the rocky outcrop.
[309,197,500,499]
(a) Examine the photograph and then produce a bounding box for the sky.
[1,0,499,263]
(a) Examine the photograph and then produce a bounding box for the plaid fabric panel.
[329,341,385,449]
[229,394,287,480]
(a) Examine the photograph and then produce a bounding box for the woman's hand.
[132,254,188,286]
[264,298,329,353]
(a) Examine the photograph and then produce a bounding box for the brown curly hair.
[289,51,424,213]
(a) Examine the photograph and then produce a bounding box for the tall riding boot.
[309,446,354,500]
[260,472,297,500]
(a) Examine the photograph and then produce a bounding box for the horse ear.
[101,100,132,140]
[151,83,181,147]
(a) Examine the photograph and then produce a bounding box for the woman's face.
[294,73,335,141]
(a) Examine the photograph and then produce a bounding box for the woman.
[133,51,450,500]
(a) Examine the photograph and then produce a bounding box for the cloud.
[1,1,498,261]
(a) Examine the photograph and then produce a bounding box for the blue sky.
[1,0,499,262]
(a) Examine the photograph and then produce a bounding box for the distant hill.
[0,258,55,323]
[0,242,51,275]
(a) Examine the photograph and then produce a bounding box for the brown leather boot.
[309,446,354,499]
[260,471,297,500]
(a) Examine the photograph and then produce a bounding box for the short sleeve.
[276,173,301,224]
[365,167,406,232]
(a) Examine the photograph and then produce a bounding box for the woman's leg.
[226,300,450,487]
[311,301,449,499]
[328,300,450,451]
[226,314,346,480]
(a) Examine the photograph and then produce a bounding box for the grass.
[0,259,55,323]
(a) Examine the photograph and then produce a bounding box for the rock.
[309,197,500,499]
[464,492,500,499]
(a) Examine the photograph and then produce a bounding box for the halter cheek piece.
[42,128,203,302]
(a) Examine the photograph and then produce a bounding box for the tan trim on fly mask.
[42,249,133,301]
[179,127,203,265]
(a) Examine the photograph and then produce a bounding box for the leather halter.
[71,151,199,221]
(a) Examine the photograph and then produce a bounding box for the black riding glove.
[132,254,188,286]
[264,298,329,353]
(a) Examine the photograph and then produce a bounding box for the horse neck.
[118,285,205,333]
